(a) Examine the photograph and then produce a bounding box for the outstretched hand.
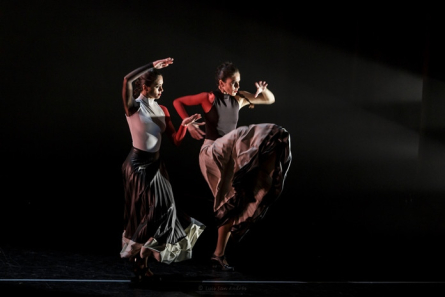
[254,81,268,98]
[182,113,202,127]
[183,115,206,140]
[153,57,174,69]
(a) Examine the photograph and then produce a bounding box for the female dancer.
[120,57,205,281]
[173,61,291,271]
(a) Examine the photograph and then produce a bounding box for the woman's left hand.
[153,57,174,69]
[182,113,203,127]
[254,81,268,98]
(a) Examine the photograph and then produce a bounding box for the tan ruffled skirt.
[199,123,291,241]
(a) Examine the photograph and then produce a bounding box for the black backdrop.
[2,1,445,279]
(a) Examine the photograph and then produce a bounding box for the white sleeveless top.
[126,94,166,152]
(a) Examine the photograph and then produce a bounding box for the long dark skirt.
[121,147,205,264]
[199,123,291,241]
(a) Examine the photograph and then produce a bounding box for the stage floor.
[1,243,444,297]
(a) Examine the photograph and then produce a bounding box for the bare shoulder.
[237,90,254,99]
[236,90,254,107]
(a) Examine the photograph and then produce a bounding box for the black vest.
[204,90,239,140]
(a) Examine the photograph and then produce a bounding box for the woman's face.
[220,71,240,96]
[143,76,164,99]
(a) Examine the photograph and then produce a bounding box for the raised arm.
[122,58,174,116]
[237,81,275,108]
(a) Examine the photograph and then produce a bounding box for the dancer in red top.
[120,57,205,282]
[173,61,291,271]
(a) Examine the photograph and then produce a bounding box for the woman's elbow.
[173,100,181,109]
[264,94,275,104]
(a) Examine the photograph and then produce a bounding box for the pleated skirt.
[199,123,292,241]
[120,147,205,264]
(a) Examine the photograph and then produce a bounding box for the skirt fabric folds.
[199,123,292,241]
[120,147,205,264]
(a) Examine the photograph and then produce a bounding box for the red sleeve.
[160,105,187,146]
[160,105,170,117]
[173,92,213,118]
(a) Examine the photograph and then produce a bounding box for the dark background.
[2,1,445,280]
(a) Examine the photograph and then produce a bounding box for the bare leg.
[214,218,234,257]
[211,219,235,271]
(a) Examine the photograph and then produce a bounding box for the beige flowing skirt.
[199,123,291,241]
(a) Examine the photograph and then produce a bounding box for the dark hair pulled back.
[215,61,239,87]
[133,68,161,98]
[215,61,254,108]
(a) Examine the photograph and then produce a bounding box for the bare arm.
[237,81,275,108]
[122,57,174,116]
